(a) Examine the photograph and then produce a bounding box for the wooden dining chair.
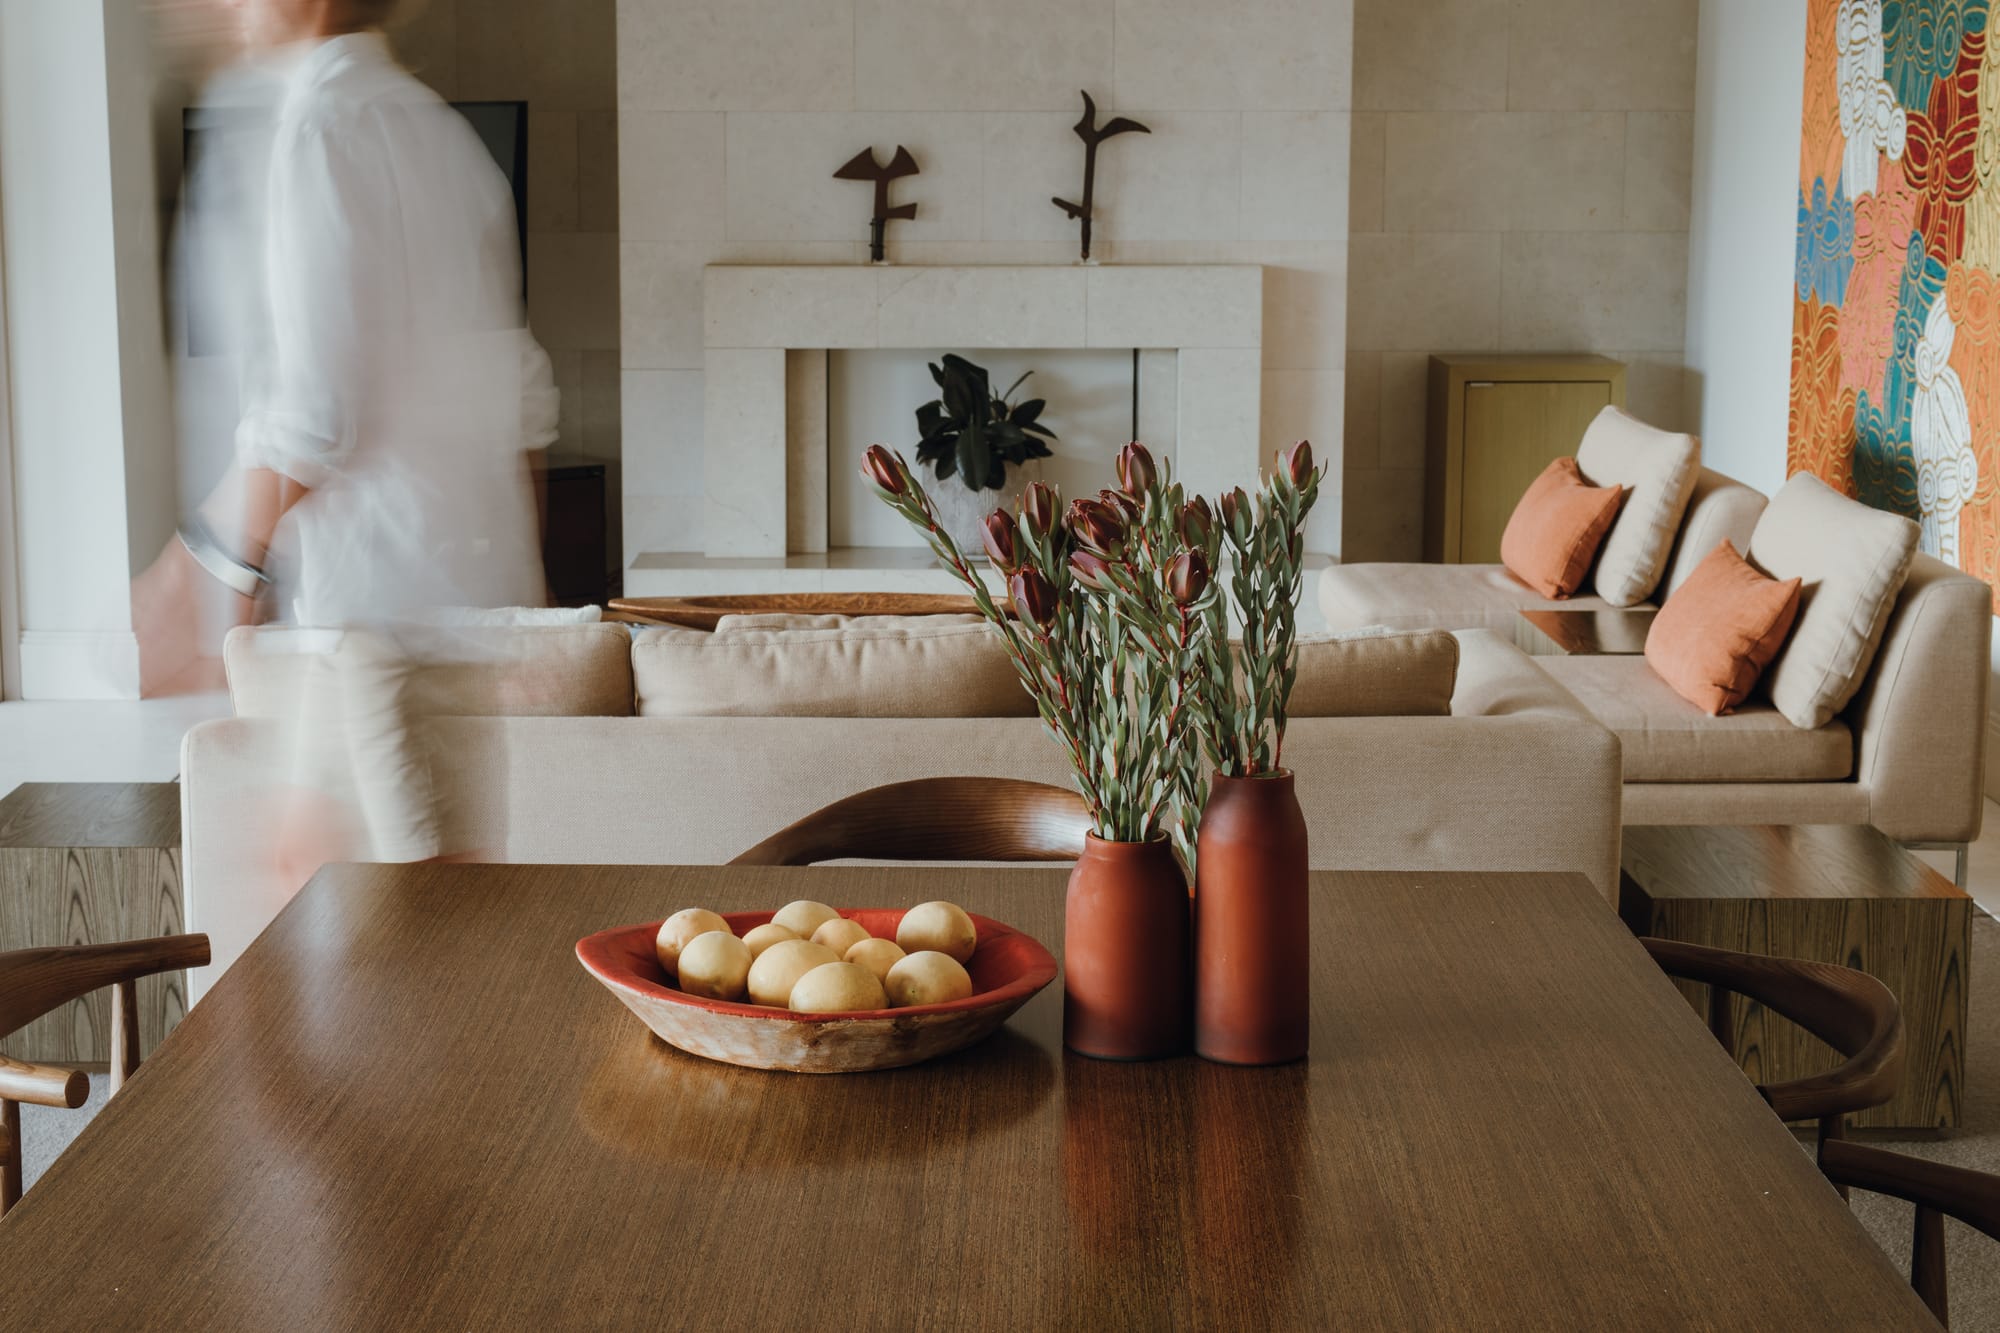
[1640,938,1905,1175]
[0,934,210,1216]
[1819,1139,1999,1327]
[731,778,1091,866]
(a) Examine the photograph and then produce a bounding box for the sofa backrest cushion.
[1660,467,1769,596]
[1500,456,1627,599]
[631,621,1034,717]
[1289,630,1459,717]
[1748,473,1919,729]
[1574,406,1702,607]
[224,623,637,718]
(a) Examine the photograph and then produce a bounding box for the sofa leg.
[1903,840,1970,889]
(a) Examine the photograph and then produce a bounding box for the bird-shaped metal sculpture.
[834,145,920,263]
[1052,91,1150,262]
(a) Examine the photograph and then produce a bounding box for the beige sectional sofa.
[180,623,1622,998]
[1320,466,1992,859]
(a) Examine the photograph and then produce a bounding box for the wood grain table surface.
[1516,607,1657,656]
[0,864,1933,1330]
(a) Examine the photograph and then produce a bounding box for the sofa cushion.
[1500,456,1627,598]
[1748,474,1920,730]
[1538,655,1852,782]
[1289,630,1459,717]
[1319,563,1633,635]
[631,621,1033,718]
[1644,540,1801,716]
[1574,407,1701,606]
[223,623,636,718]
[1660,468,1770,596]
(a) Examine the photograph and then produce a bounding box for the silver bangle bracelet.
[177,521,269,599]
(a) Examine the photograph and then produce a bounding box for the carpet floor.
[18,916,2000,1323]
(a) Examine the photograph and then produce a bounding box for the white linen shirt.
[229,33,557,626]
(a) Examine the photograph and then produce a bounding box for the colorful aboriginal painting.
[1790,0,2000,607]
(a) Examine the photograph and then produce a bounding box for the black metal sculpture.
[834,146,920,263]
[1052,91,1149,262]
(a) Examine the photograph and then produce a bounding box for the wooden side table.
[1515,607,1656,657]
[0,784,186,1067]
[1620,823,1971,1132]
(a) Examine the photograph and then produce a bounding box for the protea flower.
[1068,549,1116,591]
[1179,497,1213,548]
[861,444,904,495]
[981,510,1019,570]
[1167,550,1209,606]
[1115,441,1157,496]
[1218,486,1250,536]
[1280,440,1315,486]
[1009,567,1058,627]
[1020,481,1059,536]
[1067,498,1125,557]
[1097,487,1141,525]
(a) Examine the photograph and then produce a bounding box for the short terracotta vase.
[1062,833,1191,1060]
[1194,769,1309,1065]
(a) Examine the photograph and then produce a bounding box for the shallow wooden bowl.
[604,592,984,630]
[576,909,1056,1074]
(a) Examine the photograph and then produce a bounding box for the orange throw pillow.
[1499,457,1627,598]
[1645,540,1802,716]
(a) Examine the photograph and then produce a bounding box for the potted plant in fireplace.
[913,353,1057,552]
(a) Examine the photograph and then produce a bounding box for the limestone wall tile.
[1342,350,1382,470]
[704,348,789,556]
[529,111,579,234]
[1347,232,1501,352]
[854,0,1113,112]
[1242,113,1349,243]
[1340,467,1425,561]
[705,265,881,349]
[617,0,854,111]
[578,112,620,233]
[877,266,1087,348]
[621,112,726,242]
[1500,231,1688,352]
[1176,347,1264,501]
[1113,0,1353,112]
[1087,266,1261,349]
[528,232,620,351]
[1624,112,1695,231]
[1348,114,1385,234]
[1352,0,1508,111]
[1089,111,1240,244]
[462,0,615,112]
[1506,0,1697,112]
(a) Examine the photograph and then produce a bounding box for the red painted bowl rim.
[575,908,1057,1021]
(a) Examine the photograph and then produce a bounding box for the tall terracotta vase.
[1194,769,1309,1065]
[1063,833,1191,1060]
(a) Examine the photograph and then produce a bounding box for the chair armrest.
[0,936,211,1040]
[0,1055,88,1109]
[1821,1139,2000,1243]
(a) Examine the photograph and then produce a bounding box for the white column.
[0,0,170,698]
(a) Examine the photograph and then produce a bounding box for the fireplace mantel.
[698,264,1264,560]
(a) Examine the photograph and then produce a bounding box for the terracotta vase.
[1194,769,1309,1065]
[1063,833,1191,1060]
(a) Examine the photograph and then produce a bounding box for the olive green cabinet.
[1424,354,1626,564]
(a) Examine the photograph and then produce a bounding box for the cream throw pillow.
[1748,473,1919,730]
[1287,629,1459,717]
[631,621,1032,718]
[1574,406,1701,607]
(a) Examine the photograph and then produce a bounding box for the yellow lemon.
[885,950,974,1007]
[788,961,889,1014]
[811,917,872,957]
[655,908,730,974]
[746,938,840,1008]
[845,937,905,984]
[895,901,977,964]
[676,931,752,1002]
[772,900,840,939]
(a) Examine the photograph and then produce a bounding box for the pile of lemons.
[655,899,978,1014]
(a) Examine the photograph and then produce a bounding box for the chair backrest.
[1641,938,1905,1144]
[730,778,1090,866]
[0,934,210,1216]
[1820,1139,2000,1327]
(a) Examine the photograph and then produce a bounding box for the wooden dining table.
[0,863,1933,1329]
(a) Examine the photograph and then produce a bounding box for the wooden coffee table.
[1515,606,1657,656]
[0,864,1929,1328]
[1621,823,1973,1132]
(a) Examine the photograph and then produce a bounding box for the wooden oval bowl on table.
[604,592,988,631]
[575,909,1056,1073]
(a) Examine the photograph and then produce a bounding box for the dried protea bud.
[1281,440,1315,486]
[1067,498,1125,557]
[1096,487,1140,525]
[1020,481,1059,536]
[862,445,904,495]
[1179,497,1213,548]
[1167,550,1209,606]
[981,510,1019,570]
[1009,567,1058,627]
[1115,441,1158,496]
[1067,549,1116,591]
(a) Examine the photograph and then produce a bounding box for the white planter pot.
[925,465,1036,556]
